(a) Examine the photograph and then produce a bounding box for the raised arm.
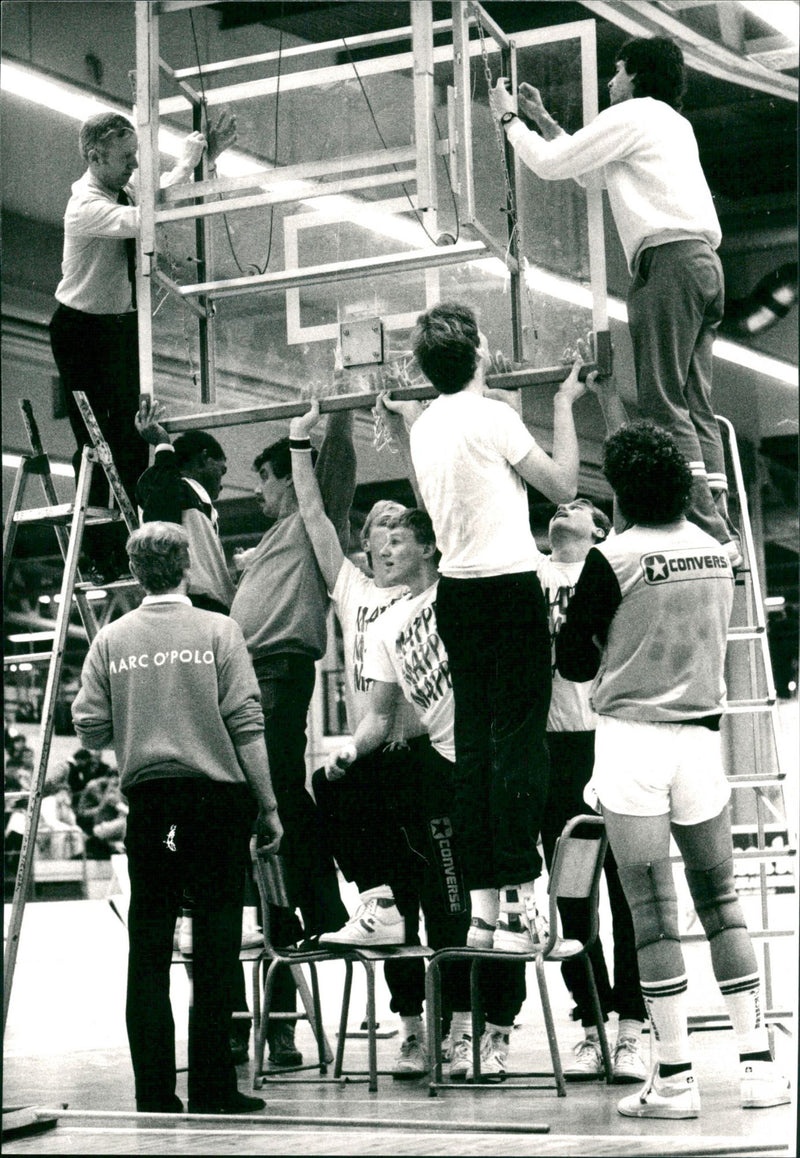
[289,400,346,592]
[511,356,585,504]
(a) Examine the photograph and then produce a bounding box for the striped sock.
[641,974,690,1065]
[718,972,769,1055]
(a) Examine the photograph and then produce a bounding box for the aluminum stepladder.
[678,415,796,1047]
[2,393,140,1034]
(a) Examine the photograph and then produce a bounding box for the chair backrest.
[250,841,293,953]
[547,815,608,948]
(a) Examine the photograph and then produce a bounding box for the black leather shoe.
[230,1035,249,1066]
[136,1095,184,1113]
[188,1091,265,1115]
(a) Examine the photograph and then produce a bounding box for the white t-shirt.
[534,553,597,733]
[410,392,538,578]
[362,581,455,762]
[331,558,422,740]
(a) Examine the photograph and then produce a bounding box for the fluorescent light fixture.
[3,453,75,478]
[740,1,800,46]
[764,595,786,609]
[7,631,56,643]
[1,57,797,387]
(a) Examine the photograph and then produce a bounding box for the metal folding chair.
[425,814,612,1096]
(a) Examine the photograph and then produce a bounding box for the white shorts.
[584,716,731,826]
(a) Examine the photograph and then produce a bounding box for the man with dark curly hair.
[555,421,790,1120]
[489,37,738,560]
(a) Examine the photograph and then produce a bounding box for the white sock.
[718,972,770,1055]
[449,1011,472,1039]
[640,975,691,1066]
[485,1021,512,1042]
[242,905,260,934]
[470,887,499,925]
[617,1018,644,1042]
[401,1015,424,1042]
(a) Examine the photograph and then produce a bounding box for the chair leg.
[254,957,278,1085]
[425,958,443,1087]
[470,960,482,1081]
[333,960,353,1079]
[251,957,262,1046]
[290,961,333,1068]
[583,955,613,1084]
[309,964,329,1072]
[363,959,378,1093]
[535,956,566,1097]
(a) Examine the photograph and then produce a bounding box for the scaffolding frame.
[134,1,612,421]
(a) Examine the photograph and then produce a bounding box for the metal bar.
[135,2,159,398]
[1,459,30,589]
[151,269,208,318]
[580,21,610,338]
[4,652,54,666]
[192,101,215,406]
[171,19,457,79]
[469,0,513,51]
[156,168,418,223]
[73,394,139,535]
[501,40,524,361]
[451,1,476,224]
[412,2,437,215]
[159,144,422,203]
[179,241,489,300]
[158,56,201,106]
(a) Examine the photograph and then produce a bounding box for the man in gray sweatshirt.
[73,521,282,1115]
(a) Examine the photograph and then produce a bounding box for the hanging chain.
[470,3,538,349]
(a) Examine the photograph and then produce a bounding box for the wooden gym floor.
[3,879,797,1157]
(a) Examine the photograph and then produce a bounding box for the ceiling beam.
[580,0,798,101]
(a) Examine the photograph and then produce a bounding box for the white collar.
[184,476,213,507]
[141,594,192,606]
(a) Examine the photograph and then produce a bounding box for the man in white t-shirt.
[489,37,737,558]
[324,510,528,1085]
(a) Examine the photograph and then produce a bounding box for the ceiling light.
[740,2,800,46]
[7,631,56,643]
[1,58,796,387]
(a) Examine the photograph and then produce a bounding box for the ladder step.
[74,577,141,593]
[727,626,765,639]
[727,774,786,787]
[724,699,776,713]
[13,504,122,527]
[4,651,53,666]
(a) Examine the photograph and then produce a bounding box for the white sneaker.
[240,930,264,950]
[448,1034,472,1082]
[618,1067,700,1119]
[740,1060,791,1109]
[493,890,548,953]
[613,1036,647,1084]
[441,1031,453,1063]
[467,1029,509,1083]
[178,912,193,957]
[564,1037,604,1080]
[466,917,494,949]
[318,887,405,947]
[392,1034,428,1079]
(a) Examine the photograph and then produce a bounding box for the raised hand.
[135,397,170,445]
[289,398,321,441]
[488,77,516,122]
[207,107,237,163]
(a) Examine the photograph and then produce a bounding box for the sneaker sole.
[318,935,406,947]
[742,1094,791,1109]
[492,930,540,953]
[618,1101,699,1120]
[612,1069,648,1085]
[564,1070,604,1082]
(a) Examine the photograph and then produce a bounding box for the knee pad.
[685,856,747,941]
[618,860,680,951]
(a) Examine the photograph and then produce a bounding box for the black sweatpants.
[541,731,646,1026]
[124,777,256,1109]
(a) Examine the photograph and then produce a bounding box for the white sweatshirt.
[506,97,720,271]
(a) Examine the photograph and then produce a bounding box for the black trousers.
[313,737,526,1027]
[256,655,349,944]
[49,303,148,566]
[435,573,551,889]
[124,777,256,1109]
[541,731,646,1026]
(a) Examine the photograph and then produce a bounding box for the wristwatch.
[500,111,518,125]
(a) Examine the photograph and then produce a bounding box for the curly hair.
[411,302,481,394]
[253,437,318,480]
[79,112,136,162]
[616,37,686,111]
[603,421,692,526]
[173,430,225,469]
[126,522,190,594]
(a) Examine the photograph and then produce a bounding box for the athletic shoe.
[467,1029,509,1083]
[392,1034,428,1079]
[267,1023,303,1068]
[240,930,264,951]
[740,1060,791,1109]
[188,1091,265,1115]
[178,913,193,957]
[493,893,548,954]
[318,887,405,947]
[618,1067,700,1119]
[564,1037,604,1080]
[441,1031,453,1062]
[466,916,494,949]
[448,1034,472,1082]
[137,1095,184,1114]
[613,1036,648,1083]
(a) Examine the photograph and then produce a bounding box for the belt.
[56,302,137,323]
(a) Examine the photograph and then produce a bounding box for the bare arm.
[289,400,345,592]
[324,680,400,779]
[586,370,629,435]
[518,83,565,142]
[374,393,424,509]
[512,357,585,503]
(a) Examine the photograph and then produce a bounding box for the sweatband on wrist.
[289,437,312,451]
